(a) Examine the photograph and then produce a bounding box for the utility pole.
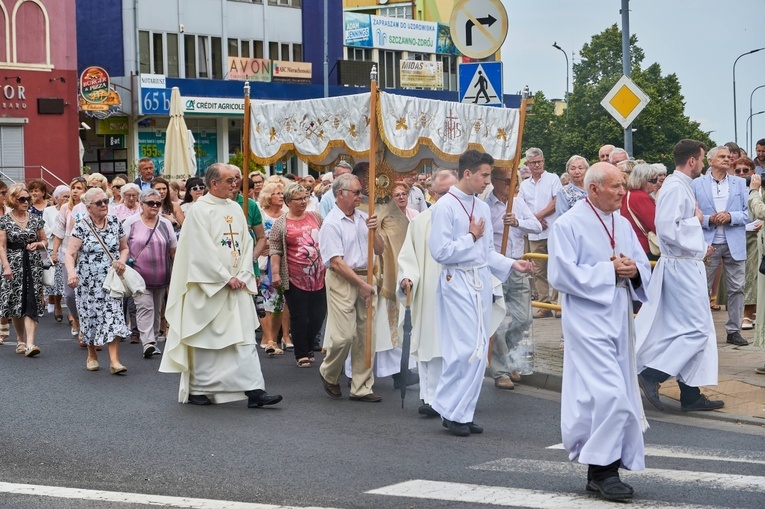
[621,0,632,156]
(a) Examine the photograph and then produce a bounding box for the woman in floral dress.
[65,188,130,374]
[0,184,47,356]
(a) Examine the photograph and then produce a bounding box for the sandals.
[297,357,312,368]
[0,323,9,344]
[54,314,63,323]
[710,296,722,311]
[742,317,755,330]
[265,340,283,357]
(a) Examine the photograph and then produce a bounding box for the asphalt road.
[1,314,764,508]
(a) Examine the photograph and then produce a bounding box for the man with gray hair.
[549,162,650,501]
[319,173,384,402]
[519,147,562,317]
[160,163,282,409]
[598,144,615,162]
[609,147,629,165]
[319,160,353,218]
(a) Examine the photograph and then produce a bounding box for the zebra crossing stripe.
[546,443,765,465]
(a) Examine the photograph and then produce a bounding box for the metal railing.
[0,166,69,188]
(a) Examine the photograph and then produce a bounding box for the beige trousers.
[529,238,557,304]
[319,269,376,397]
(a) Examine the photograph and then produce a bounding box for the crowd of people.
[3,137,765,502]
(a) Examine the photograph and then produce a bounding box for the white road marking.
[471,458,765,492]
[547,443,765,465]
[0,482,339,509]
[367,480,715,508]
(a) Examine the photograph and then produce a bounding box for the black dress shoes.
[586,477,634,501]
[726,331,749,346]
[442,418,470,437]
[188,394,212,405]
[681,394,724,412]
[246,389,283,408]
[466,422,483,434]
[418,403,439,417]
[637,373,664,411]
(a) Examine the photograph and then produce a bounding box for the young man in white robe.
[635,139,725,412]
[548,162,651,502]
[428,150,533,437]
[159,163,282,408]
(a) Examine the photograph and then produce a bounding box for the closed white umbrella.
[186,129,198,176]
[164,87,194,179]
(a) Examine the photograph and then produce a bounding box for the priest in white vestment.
[159,163,282,408]
[635,140,724,412]
[548,162,650,502]
[428,150,533,437]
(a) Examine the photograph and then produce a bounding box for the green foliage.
[521,24,715,174]
[228,150,264,176]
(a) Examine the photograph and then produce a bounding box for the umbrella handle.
[405,285,411,308]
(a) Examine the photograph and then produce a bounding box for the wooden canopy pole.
[365,65,378,369]
[241,81,251,216]
[500,86,530,255]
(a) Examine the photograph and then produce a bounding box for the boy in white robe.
[548,162,650,502]
[428,150,533,437]
[635,139,724,412]
[159,163,282,408]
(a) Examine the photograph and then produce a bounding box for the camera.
[746,176,752,187]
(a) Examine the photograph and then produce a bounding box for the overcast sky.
[499,0,765,154]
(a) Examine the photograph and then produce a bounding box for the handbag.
[83,219,146,298]
[759,255,765,276]
[626,191,661,256]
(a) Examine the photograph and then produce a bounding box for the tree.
[525,25,715,173]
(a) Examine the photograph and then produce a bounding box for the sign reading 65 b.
[140,88,171,115]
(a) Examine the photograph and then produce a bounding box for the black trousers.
[283,285,327,361]
[588,459,621,481]
[641,367,701,406]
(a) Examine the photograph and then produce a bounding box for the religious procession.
[3,80,765,505]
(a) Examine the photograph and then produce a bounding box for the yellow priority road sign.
[450,0,509,60]
[601,75,650,129]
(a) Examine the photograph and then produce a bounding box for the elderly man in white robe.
[635,139,724,412]
[159,163,282,408]
[548,162,650,502]
[428,150,533,437]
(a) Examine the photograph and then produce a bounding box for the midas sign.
[228,57,271,82]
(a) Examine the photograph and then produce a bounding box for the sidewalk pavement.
[520,308,765,426]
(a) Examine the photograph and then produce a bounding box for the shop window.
[167,34,179,77]
[138,31,151,74]
[152,33,164,74]
[379,50,400,89]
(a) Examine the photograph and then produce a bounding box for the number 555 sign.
[140,88,171,115]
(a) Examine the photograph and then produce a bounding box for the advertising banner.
[80,67,110,104]
[272,61,312,83]
[370,15,438,53]
[344,12,372,48]
[138,130,218,176]
[399,60,443,89]
[227,57,272,82]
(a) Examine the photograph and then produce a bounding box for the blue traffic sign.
[458,62,503,107]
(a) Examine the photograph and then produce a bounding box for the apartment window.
[197,36,209,78]
[293,44,302,62]
[254,41,263,58]
[440,55,457,91]
[167,34,179,77]
[152,33,164,74]
[212,37,223,79]
[268,0,301,6]
[269,42,278,59]
[138,31,150,73]
[410,53,428,61]
[228,38,239,57]
[241,41,251,58]
[281,43,289,60]
[379,50,400,89]
[379,5,412,19]
[184,34,196,78]
[348,47,371,61]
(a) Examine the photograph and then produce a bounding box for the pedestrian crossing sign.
[459,62,503,107]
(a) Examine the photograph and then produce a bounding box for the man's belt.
[328,267,368,276]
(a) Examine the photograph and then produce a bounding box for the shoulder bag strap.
[131,219,160,263]
[626,191,649,237]
[83,218,115,262]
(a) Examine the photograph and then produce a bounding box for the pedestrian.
[180,177,205,214]
[27,179,48,218]
[0,184,47,356]
[319,160,352,218]
[151,177,184,235]
[735,157,760,329]
[122,189,177,358]
[112,183,141,222]
[65,188,130,374]
[42,185,70,323]
[621,163,660,261]
[269,182,326,368]
[318,173,384,402]
[392,182,420,220]
[635,139,725,412]
[555,155,589,215]
[744,173,765,373]
[548,162,650,502]
[428,150,533,436]
[109,176,126,206]
[159,163,282,408]
[0,180,8,343]
[398,169,459,416]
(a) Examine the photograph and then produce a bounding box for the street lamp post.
[733,48,765,144]
[749,84,765,154]
[552,42,569,121]
[747,110,765,157]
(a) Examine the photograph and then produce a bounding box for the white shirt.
[485,192,542,259]
[319,189,336,218]
[519,171,562,241]
[710,173,729,244]
[319,205,369,269]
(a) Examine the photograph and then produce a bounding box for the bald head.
[585,162,625,214]
[430,168,457,201]
[599,144,615,162]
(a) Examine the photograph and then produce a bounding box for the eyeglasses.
[647,178,659,184]
[252,180,264,185]
[112,185,122,190]
[392,193,408,199]
[734,168,751,175]
[491,177,512,184]
[190,185,205,192]
[17,196,30,203]
[343,189,362,196]
[289,196,309,202]
[143,201,162,208]
[218,178,239,184]
[527,160,544,166]
[92,199,109,207]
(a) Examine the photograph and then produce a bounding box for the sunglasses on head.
[92,199,109,207]
[17,196,30,203]
[734,167,750,175]
[143,201,162,208]
[112,185,122,189]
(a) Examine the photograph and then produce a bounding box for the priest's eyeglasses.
[343,189,362,196]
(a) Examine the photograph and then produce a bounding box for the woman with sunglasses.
[123,189,177,358]
[0,184,47,356]
[109,177,126,206]
[43,185,70,323]
[151,177,184,236]
[732,157,760,330]
[0,181,8,342]
[66,188,129,374]
[620,163,660,261]
[52,176,88,342]
[181,177,205,214]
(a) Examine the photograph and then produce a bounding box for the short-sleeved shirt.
[286,214,325,291]
[519,171,562,241]
[319,205,369,269]
[122,215,178,288]
[236,194,263,276]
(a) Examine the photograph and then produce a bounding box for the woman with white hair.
[651,163,667,198]
[555,155,589,215]
[620,163,660,260]
[112,183,141,222]
[43,184,70,322]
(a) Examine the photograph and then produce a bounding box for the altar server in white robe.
[548,162,650,502]
[635,139,724,412]
[428,150,533,437]
[159,163,282,408]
